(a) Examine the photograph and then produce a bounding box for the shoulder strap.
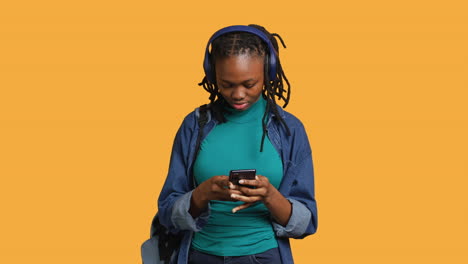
[194,104,209,160]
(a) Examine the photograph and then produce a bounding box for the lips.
[231,102,249,110]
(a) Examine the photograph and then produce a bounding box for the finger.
[238,179,259,187]
[218,190,242,202]
[230,193,261,203]
[255,175,270,184]
[214,177,231,188]
[238,178,266,190]
[256,175,267,180]
[228,182,239,190]
[220,189,242,202]
[234,175,263,188]
[238,186,267,197]
[232,202,254,213]
[213,175,229,180]
[229,190,243,195]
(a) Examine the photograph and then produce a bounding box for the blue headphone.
[203,25,279,84]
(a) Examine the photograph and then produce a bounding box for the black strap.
[194,104,209,161]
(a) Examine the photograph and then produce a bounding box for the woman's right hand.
[189,175,241,218]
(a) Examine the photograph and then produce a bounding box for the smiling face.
[215,54,264,111]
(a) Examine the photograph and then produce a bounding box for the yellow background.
[1,0,467,263]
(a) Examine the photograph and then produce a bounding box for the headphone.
[203,25,279,84]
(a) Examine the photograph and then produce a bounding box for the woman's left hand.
[229,175,274,213]
[230,175,293,226]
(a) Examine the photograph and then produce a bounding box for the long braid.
[198,24,291,152]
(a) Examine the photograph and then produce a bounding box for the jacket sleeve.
[273,121,318,238]
[157,113,211,233]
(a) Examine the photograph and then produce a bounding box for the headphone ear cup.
[203,52,215,84]
[268,49,278,81]
[264,54,270,83]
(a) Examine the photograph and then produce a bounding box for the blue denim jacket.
[157,105,318,264]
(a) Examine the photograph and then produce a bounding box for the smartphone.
[229,169,256,188]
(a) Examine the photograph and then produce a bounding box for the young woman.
[157,24,318,264]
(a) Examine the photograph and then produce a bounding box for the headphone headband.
[203,25,278,83]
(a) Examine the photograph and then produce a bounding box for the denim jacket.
[157,104,318,264]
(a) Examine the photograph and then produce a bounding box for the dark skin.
[189,54,292,226]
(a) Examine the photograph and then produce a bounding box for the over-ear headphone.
[203,25,278,84]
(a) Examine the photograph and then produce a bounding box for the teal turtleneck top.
[192,97,283,256]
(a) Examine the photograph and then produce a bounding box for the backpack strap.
[194,104,209,161]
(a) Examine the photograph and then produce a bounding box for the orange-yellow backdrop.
[1,0,467,263]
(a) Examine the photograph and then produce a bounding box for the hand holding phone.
[229,169,256,188]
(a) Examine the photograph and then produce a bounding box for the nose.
[231,86,245,101]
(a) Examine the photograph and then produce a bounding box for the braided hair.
[198,24,291,152]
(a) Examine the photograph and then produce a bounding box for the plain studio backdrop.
[0,1,467,263]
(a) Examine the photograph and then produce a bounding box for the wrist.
[193,185,209,206]
[189,186,209,218]
[263,184,278,206]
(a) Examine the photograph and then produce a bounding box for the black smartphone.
[229,169,256,188]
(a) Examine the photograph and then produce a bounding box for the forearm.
[264,187,292,226]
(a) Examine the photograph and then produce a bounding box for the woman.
[157,24,318,264]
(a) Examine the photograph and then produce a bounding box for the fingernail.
[255,175,259,180]
[231,194,237,198]
[238,180,244,184]
[229,183,234,189]
[232,209,237,213]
